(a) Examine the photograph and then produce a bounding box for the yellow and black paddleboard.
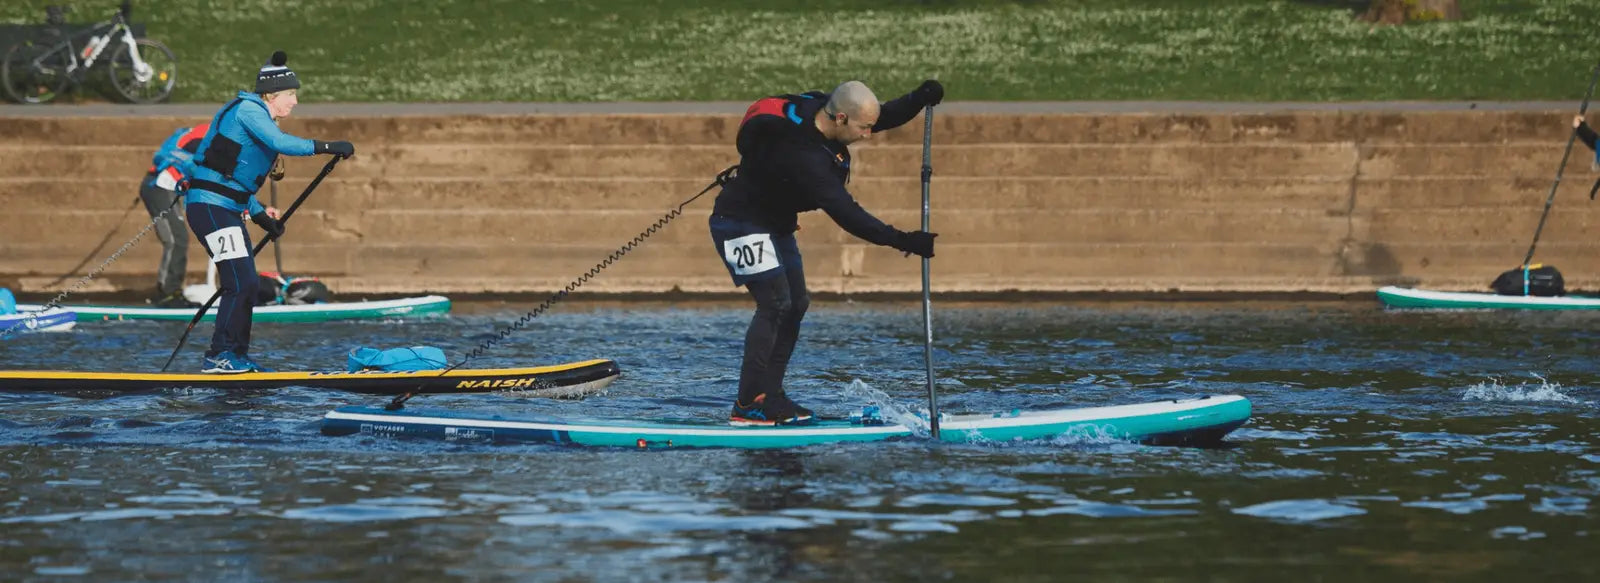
[0,359,619,396]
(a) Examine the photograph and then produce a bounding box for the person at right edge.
[1577,114,1599,165]
[184,50,353,374]
[710,79,943,426]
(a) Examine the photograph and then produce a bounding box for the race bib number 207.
[204,226,249,263]
[723,233,779,276]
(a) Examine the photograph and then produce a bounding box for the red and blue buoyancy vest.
[736,92,850,184]
[714,92,863,232]
[147,122,210,190]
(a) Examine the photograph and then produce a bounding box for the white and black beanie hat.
[255,50,300,94]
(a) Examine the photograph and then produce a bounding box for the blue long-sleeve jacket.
[186,91,316,214]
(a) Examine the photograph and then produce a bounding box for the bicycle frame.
[3,2,172,105]
[28,11,149,81]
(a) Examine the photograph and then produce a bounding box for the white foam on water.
[1461,375,1587,405]
[838,379,929,435]
[836,379,1138,448]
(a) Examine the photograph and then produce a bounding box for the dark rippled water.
[1,300,1596,581]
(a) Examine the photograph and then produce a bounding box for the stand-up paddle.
[270,179,284,273]
[920,104,939,439]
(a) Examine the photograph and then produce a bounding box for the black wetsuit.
[709,88,934,406]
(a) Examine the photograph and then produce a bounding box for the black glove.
[251,212,284,239]
[314,140,355,158]
[891,230,937,258]
[914,79,944,107]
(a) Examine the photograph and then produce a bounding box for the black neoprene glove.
[314,140,355,158]
[914,80,944,107]
[252,212,284,239]
[892,230,937,258]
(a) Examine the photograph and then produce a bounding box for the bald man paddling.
[710,79,944,426]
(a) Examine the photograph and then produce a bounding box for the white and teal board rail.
[1377,286,1600,310]
[17,295,450,323]
[322,395,1251,449]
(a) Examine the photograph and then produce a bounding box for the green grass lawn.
[2,0,1595,102]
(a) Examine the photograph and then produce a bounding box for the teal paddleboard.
[17,295,451,323]
[1377,286,1600,310]
[321,395,1251,449]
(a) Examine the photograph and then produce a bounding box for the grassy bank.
[1,0,1594,103]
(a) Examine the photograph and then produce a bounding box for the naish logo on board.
[456,378,540,389]
[309,370,424,377]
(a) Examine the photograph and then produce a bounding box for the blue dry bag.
[347,346,448,372]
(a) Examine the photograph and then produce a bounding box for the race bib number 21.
[204,226,249,263]
[723,233,779,276]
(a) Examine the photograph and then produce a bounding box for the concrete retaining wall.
[2,107,1597,295]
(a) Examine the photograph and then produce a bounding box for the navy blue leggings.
[186,203,260,358]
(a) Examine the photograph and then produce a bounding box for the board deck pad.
[322,395,1252,449]
[0,359,619,396]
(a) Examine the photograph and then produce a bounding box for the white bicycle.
[1,2,177,104]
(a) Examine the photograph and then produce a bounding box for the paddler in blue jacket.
[185,51,354,374]
[141,122,209,309]
[710,79,943,425]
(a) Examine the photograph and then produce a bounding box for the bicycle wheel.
[107,37,176,104]
[2,41,72,104]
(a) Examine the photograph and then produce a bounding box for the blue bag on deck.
[0,288,15,315]
[347,346,449,372]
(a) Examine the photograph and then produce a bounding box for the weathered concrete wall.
[2,108,1597,295]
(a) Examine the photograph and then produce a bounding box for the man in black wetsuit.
[710,79,944,425]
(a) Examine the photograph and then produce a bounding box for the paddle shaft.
[159,156,342,372]
[921,105,940,440]
[270,179,283,273]
[1521,61,1600,268]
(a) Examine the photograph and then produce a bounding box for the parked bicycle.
[1,2,177,104]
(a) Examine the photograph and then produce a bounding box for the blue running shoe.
[730,393,815,426]
[202,351,252,374]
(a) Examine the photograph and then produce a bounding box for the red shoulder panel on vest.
[741,97,789,126]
